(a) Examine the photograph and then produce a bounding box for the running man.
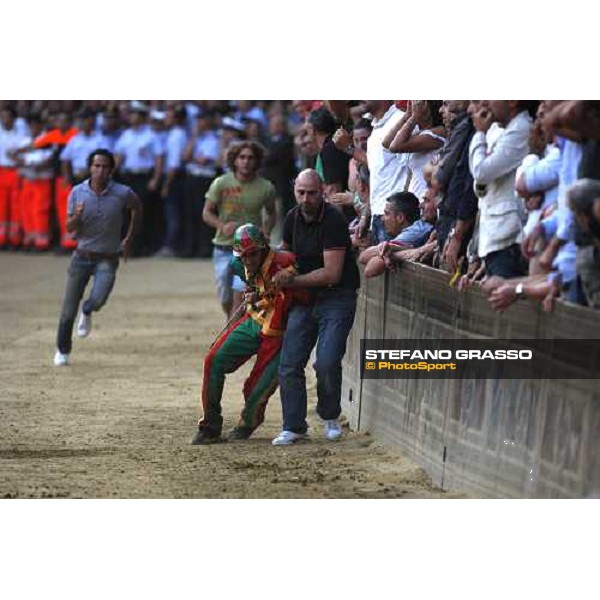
[53,149,142,366]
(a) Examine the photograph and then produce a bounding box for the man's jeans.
[213,246,245,306]
[278,289,357,433]
[56,254,118,354]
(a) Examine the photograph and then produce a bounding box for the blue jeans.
[56,254,118,354]
[213,247,245,305]
[278,289,357,433]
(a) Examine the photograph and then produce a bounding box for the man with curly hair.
[202,140,277,318]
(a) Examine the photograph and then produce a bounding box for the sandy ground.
[0,252,463,498]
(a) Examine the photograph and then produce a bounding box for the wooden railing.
[341,263,600,498]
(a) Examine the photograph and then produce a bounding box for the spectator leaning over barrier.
[516,101,560,276]
[388,184,440,270]
[546,101,600,302]
[359,191,427,277]
[545,102,600,308]
[520,101,583,303]
[485,111,583,314]
[360,192,437,277]
[271,169,360,446]
[362,100,409,244]
[469,101,533,278]
[569,179,600,308]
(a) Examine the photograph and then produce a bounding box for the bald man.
[271,169,360,445]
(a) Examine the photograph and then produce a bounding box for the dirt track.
[0,252,462,498]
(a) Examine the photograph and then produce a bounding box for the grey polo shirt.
[67,179,138,254]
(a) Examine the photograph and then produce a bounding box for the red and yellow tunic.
[199,250,309,433]
[240,249,308,337]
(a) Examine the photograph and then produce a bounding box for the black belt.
[214,244,233,251]
[76,249,120,261]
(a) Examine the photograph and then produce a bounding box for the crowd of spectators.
[322,100,600,312]
[0,100,302,257]
[1,99,599,311]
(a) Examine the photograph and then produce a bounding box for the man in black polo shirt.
[271,169,359,445]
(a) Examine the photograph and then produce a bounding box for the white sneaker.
[153,246,175,258]
[324,419,342,441]
[77,311,92,338]
[272,430,308,446]
[53,351,70,366]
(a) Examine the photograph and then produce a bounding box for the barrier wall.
[341,263,600,498]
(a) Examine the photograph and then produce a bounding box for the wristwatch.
[515,283,524,299]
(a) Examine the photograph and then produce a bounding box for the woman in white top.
[382,100,446,200]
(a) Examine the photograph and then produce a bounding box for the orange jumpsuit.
[0,126,26,247]
[19,143,54,250]
[34,128,78,249]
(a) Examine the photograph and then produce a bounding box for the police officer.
[114,102,163,255]
[61,110,110,185]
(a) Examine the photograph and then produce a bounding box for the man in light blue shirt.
[99,107,122,153]
[61,110,110,184]
[155,106,188,257]
[114,104,164,255]
[182,111,221,257]
[359,191,430,277]
[521,136,582,299]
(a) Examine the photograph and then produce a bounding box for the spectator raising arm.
[470,107,529,185]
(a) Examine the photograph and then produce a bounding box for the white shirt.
[0,126,27,167]
[18,135,53,180]
[115,127,162,172]
[165,126,188,172]
[407,130,445,201]
[470,111,531,257]
[61,131,111,172]
[367,104,410,215]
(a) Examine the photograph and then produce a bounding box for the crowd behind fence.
[1,99,599,315]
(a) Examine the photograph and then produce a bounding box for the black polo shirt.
[283,201,360,290]
[321,136,350,189]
